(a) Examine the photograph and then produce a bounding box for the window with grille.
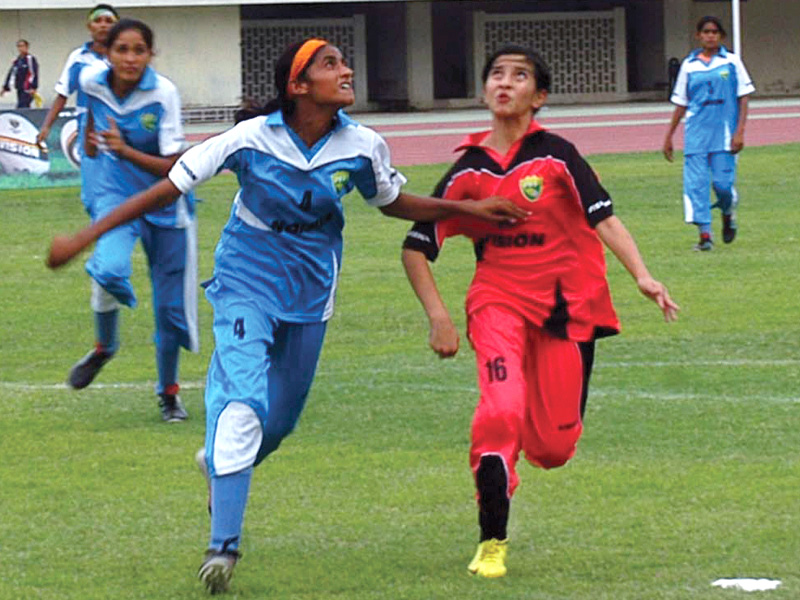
[474,9,628,99]
[241,17,366,108]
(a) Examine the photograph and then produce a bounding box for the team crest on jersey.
[331,170,350,194]
[140,113,157,132]
[519,175,544,202]
[720,70,729,80]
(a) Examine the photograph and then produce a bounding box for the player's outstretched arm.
[596,215,679,322]
[402,247,459,358]
[381,192,529,224]
[47,178,182,269]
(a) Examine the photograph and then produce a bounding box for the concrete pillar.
[405,1,434,109]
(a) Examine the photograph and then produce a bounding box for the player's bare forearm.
[117,145,180,177]
[732,96,750,153]
[596,216,650,280]
[402,247,459,357]
[37,94,67,144]
[596,216,679,321]
[663,106,686,161]
[47,179,182,268]
[381,192,528,224]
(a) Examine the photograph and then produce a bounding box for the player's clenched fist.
[47,235,82,269]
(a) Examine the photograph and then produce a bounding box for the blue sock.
[94,309,119,354]
[210,467,253,553]
[156,342,180,395]
[698,223,712,236]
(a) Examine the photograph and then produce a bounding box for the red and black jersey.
[403,120,620,342]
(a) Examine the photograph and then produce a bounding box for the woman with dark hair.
[663,16,755,251]
[47,37,527,594]
[67,17,198,423]
[37,4,119,152]
[402,45,678,578]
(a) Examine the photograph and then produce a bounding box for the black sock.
[476,455,509,542]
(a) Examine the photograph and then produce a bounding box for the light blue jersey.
[54,42,108,146]
[169,110,406,323]
[671,46,755,156]
[79,64,193,228]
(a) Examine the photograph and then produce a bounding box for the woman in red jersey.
[402,45,679,579]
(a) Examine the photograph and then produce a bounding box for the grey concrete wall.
[0,5,241,110]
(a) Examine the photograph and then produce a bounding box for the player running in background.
[37,4,118,148]
[68,18,198,422]
[46,37,528,594]
[663,15,755,251]
[36,4,118,212]
[401,45,679,579]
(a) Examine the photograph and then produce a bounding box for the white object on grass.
[712,578,782,592]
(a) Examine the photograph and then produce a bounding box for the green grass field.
[1,144,798,599]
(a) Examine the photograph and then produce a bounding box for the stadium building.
[1,0,798,121]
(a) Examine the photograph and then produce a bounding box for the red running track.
[185,101,800,166]
[374,105,800,166]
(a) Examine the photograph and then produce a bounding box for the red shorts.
[467,304,594,496]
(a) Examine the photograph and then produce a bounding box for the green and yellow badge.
[519,175,544,202]
[331,170,350,195]
[140,113,158,133]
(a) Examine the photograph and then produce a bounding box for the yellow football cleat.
[467,538,508,578]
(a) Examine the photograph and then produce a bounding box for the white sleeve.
[157,79,185,156]
[733,55,755,97]
[77,63,106,97]
[670,60,689,107]
[168,124,246,193]
[53,49,79,97]
[362,132,407,207]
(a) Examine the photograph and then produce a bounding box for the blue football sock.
[210,467,253,553]
[94,309,119,354]
[156,341,180,395]
[698,223,712,235]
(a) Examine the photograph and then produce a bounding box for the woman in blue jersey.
[663,15,755,251]
[47,37,528,594]
[67,18,198,423]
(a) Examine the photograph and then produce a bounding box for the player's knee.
[526,425,582,470]
[260,418,298,456]
[212,402,262,476]
[154,304,184,336]
[712,176,734,196]
[474,403,522,442]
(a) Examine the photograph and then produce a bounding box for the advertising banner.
[0,107,81,190]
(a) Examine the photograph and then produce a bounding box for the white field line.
[2,357,799,394]
[378,111,800,138]
[2,382,798,404]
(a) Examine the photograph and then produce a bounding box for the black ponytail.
[234,39,322,124]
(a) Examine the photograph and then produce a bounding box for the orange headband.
[289,39,328,84]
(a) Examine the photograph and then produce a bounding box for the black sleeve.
[402,221,440,261]
[562,139,614,227]
[401,163,462,262]
[2,64,13,91]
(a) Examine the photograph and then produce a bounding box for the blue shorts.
[203,277,328,475]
